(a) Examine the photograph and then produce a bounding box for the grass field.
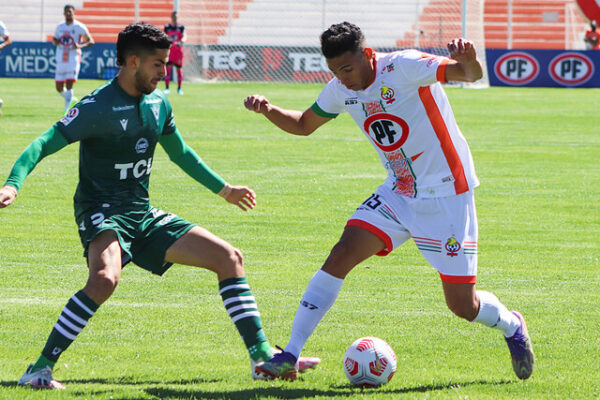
[0,78,599,399]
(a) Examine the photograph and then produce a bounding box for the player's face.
[134,49,169,94]
[326,48,374,91]
[171,13,178,24]
[64,7,74,23]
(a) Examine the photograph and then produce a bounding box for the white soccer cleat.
[164,88,170,94]
[18,364,65,390]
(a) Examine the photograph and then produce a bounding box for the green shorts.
[76,204,195,275]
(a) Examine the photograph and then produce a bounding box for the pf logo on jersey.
[363,113,409,152]
[494,52,539,85]
[549,53,594,86]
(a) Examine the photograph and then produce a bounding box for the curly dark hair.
[116,22,171,66]
[320,22,366,59]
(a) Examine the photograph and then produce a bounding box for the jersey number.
[362,194,382,210]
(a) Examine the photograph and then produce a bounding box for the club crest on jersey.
[363,113,409,152]
[120,119,128,131]
[60,108,79,126]
[135,138,149,154]
[380,86,396,104]
[445,237,461,257]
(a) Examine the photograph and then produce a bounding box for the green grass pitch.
[0,78,599,399]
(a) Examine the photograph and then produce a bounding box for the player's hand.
[447,38,477,63]
[244,95,271,114]
[0,185,18,208]
[222,185,256,211]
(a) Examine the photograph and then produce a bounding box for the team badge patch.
[380,86,396,104]
[445,237,461,257]
[135,138,149,154]
[59,108,79,126]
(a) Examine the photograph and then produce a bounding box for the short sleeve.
[53,25,60,39]
[395,50,451,86]
[54,100,101,143]
[312,79,345,118]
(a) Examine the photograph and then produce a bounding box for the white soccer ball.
[343,337,397,387]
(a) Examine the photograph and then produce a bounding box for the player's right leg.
[18,231,123,389]
[255,226,386,380]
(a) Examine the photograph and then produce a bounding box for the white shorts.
[347,184,478,283]
[55,59,80,83]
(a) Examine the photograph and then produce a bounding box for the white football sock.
[285,269,344,358]
[473,290,521,337]
[63,89,73,113]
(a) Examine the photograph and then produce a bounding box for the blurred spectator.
[164,11,186,95]
[584,20,599,50]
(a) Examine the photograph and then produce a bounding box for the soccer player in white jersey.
[0,20,12,118]
[245,22,535,381]
[53,4,94,114]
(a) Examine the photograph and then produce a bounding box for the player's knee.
[89,270,120,298]
[221,246,245,276]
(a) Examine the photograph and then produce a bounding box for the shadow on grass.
[0,377,514,398]
[141,378,514,399]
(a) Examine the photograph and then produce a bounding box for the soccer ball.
[343,337,397,387]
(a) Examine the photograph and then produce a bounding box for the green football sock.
[32,355,55,371]
[33,290,99,370]
[219,277,271,361]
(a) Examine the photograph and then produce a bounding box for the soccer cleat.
[505,311,535,380]
[164,88,170,94]
[298,355,321,373]
[177,88,184,95]
[17,365,65,390]
[254,348,299,381]
[251,346,320,380]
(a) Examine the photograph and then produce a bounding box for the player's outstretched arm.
[244,94,331,136]
[159,130,255,211]
[444,38,483,83]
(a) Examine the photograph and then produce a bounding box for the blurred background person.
[53,4,94,113]
[164,11,186,95]
[584,20,599,50]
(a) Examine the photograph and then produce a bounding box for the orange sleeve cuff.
[436,58,450,83]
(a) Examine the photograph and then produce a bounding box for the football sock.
[63,89,73,113]
[33,290,99,370]
[176,68,183,89]
[473,290,521,337]
[165,67,171,88]
[285,269,344,359]
[219,277,269,361]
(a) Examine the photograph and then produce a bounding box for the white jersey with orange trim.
[312,50,479,199]
[54,20,89,65]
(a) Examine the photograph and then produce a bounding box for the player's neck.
[116,73,142,98]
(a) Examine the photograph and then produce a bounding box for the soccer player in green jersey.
[0,22,318,390]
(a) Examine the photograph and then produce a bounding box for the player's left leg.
[442,282,535,379]
[164,63,172,93]
[176,66,183,94]
[64,79,77,113]
[164,225,276,378]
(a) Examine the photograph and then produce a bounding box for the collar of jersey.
[111,77,145,102]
